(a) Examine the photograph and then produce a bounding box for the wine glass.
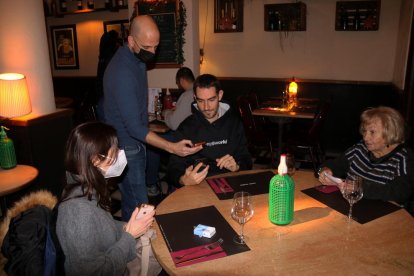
[342,175,363,220]
[286,153,296,176]
[231,191,254,244]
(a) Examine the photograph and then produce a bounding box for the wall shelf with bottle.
[335,1,380,31]
[214,0,243,33]
[264,2,306,32]
[46,0,128,17]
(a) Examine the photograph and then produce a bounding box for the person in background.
[103,15,201,221]
[146,67,195,196]
[162,67,196,131]
[318,106,414,215]
[56,121,160,275]
[168,74,252,187]
[96,30,121,121]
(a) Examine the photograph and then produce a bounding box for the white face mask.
[100,150,127,178]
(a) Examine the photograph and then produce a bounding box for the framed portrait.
[103,20,130,43]
[50,24,79,69]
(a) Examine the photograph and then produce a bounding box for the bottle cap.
[278,154,288,175]
[0,126,9,140]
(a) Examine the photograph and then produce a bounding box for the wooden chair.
[284,102,331,177]
[237,95,278,166]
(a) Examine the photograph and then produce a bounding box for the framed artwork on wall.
[214,0,244,33]
[103,20,130,43]
[50,24,79,70]
[136,0,185,67]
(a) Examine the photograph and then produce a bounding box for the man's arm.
[145,131,202,157]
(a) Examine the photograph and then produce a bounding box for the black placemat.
[155,205,250,256]
[207,171,275,200]
[301,187,402,224]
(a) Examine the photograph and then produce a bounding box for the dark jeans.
[146,132,175,189]
[119,142,147,221]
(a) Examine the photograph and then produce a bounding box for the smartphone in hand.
[136,204,155,220]
[193,141,206,147]
[194,158,208,172]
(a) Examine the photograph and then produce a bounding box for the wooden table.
[152,170,414,275]
[0,165,38,214]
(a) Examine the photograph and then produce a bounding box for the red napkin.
[171,243,227,267]
[207,178,234,194]
[315,185,339,194]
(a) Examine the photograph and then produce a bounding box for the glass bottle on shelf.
[354,9,361,30]
[77,0,83,10]
[340,7,348,30]
[275,12,282,31]
[60,0,67,12]
[117,0,124,8]
[163,89,173,110]
[87,0,94,9]
[268,11,276,31]
[155,94,163,121]
[104,0,111,9]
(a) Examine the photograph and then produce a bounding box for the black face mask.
[134,48,155,63]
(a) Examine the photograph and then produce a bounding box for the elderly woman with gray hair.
[318,106,414,215]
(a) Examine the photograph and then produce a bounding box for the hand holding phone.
[194,158,208,173]
[136,204,155,220]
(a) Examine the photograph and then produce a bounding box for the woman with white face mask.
[56,122,160,275]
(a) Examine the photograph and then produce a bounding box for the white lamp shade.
[0,73,32,118]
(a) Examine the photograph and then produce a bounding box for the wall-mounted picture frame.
[214,0,244,33]
[103,20,130,43]
[50,24,79,70]
[137,0,184,68]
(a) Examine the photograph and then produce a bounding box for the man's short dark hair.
[193,74,222,94]
[175,67,195,84]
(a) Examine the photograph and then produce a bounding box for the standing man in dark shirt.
[103,15,201,220]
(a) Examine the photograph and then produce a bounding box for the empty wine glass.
[286,153,296,176]
[342,175,363,220]
[231,191,254,244]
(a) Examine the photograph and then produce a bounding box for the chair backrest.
[237,96,259,135]
[74,89,97,125]
[308,102,330,144]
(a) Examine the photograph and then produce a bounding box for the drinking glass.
[342,175,363,220]
[286,153,296,176]
[231,191,254,244]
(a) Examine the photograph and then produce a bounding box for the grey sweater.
[56,183,137,275]
[163,89,194,131]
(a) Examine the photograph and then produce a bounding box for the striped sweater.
[323,141,414,204]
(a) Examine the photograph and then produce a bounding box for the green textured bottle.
[0,126,17,169]
[269,154,294,225]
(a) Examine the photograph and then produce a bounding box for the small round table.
[0,165,38,215]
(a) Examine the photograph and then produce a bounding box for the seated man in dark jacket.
[168,74,252,186]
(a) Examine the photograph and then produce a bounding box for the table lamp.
[288,78,298,106]
[0,73,32,169]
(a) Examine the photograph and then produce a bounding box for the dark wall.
[51,76,401,157]
[219,78,400,157]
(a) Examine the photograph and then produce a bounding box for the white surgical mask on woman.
[100,150,127,178]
